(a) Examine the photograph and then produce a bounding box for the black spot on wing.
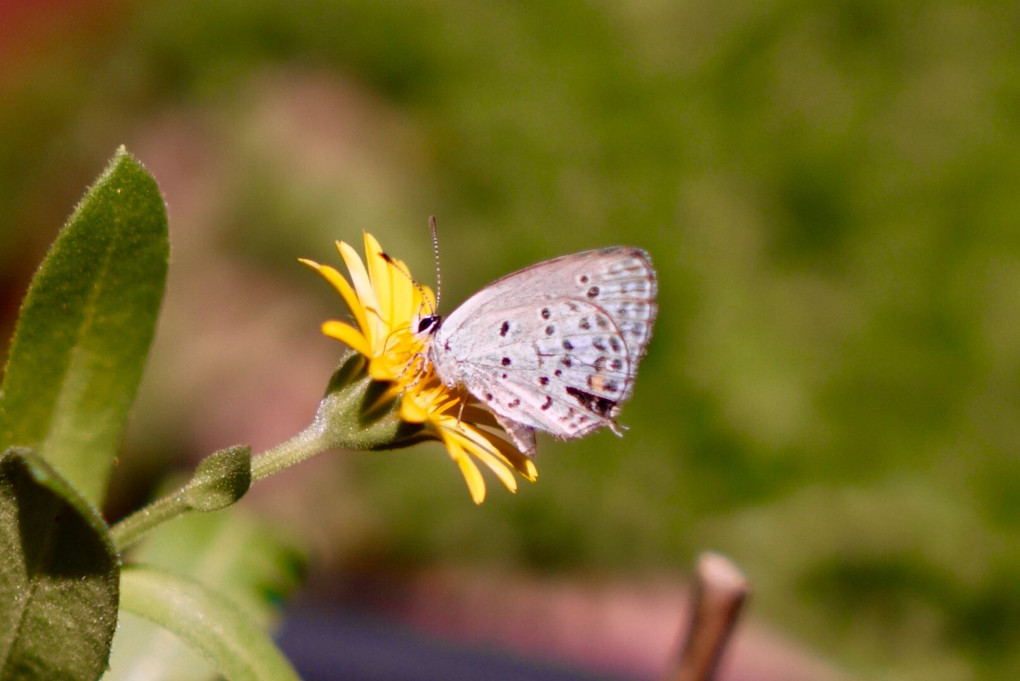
[565,387,617,417]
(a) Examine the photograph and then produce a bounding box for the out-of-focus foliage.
[1,1,1018,678]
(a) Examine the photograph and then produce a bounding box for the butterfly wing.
[428,247,656,455]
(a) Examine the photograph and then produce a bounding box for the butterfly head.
[415,313,442,337]
[406,215,445,344]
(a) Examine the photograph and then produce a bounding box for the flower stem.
[250,419,330,481]
[111,421,332,552]
[109,487,192,551]
[109,355,414,553]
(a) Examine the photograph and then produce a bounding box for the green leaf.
[106,507,305,681]
[0,448,120,681]
[0,146,169,506]
[117,566,301,681]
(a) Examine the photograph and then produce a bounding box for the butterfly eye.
[417,315,441,334]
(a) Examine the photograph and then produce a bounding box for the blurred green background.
[2,1,1018,679]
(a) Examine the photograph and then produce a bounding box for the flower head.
[302,233,537,503]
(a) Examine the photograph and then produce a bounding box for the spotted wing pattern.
[427,247,656,456]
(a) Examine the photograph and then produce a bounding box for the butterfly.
[415,246,657,456]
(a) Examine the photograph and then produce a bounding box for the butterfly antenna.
[429,215,442,311]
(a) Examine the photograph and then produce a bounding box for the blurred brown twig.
[664,552,749,681]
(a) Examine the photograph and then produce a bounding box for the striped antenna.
[429,215,442,311]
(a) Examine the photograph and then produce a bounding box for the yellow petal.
[321,321,372,357]
[337,240,381,344]
[363,232,395,328]
[400,396,429,423]
[367,354,405,382]
[522,459,538,480]
[449,425,519,493]
[448,439,487,504]
[487,434,540,481]
[388,255,424,322]
[304,260,371,342]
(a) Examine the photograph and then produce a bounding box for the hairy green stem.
[109,486,193,551]
[109,355,418,553]
[250,419,331,481]
[110,423,331,552]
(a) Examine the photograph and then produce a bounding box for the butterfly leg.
[398,351,430,389]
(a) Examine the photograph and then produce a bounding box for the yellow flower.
[302,233,537,503]
[300,233,430,385]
